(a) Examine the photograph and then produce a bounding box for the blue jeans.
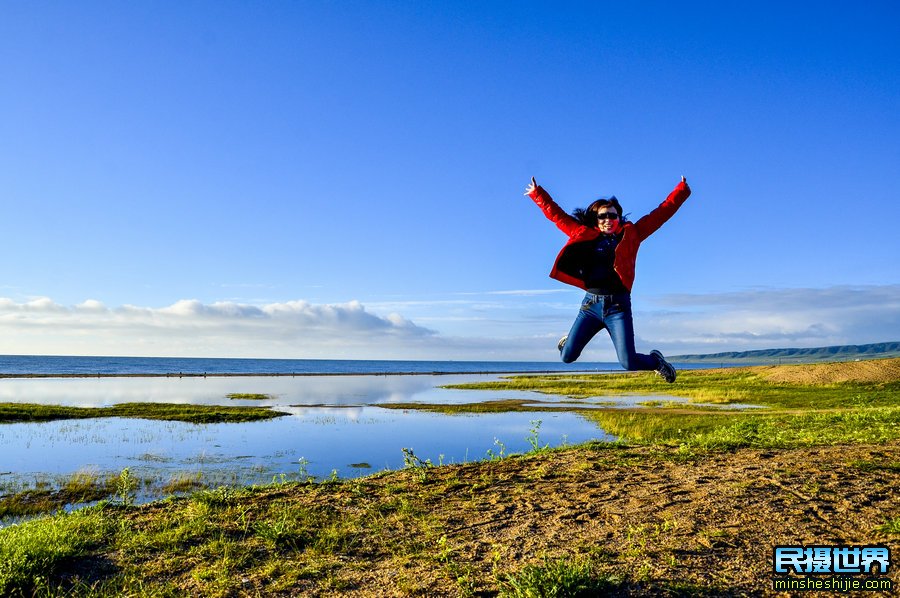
[560,292,658,370]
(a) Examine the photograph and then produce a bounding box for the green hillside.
[672,341,900,364]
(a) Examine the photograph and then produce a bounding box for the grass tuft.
[499,556,621,597]
[875,517,900,535]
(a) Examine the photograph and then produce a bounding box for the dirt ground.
[729,357,900,385]
[305,441,900,597]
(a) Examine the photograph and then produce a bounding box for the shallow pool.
[0,374,611,497]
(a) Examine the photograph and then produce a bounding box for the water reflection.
[0,375,611,500]
[1,373,760,508]
[0,374,545,408]
[0,408,604,488]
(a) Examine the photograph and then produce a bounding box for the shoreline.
[0,369,616,379]
[3,441,898,595]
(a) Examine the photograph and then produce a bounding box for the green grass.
[580,407,900,449]
[499,556,622,597]
[876,517,900,535]
[387,368,900,449]
[0,476,441,596]
[433,367,900,449]
[687,408,900,449]
[0,508,113,595]
[444,369,900,410]
[0,402,289,424]
[850,459,900,473]
[381,398,577,414]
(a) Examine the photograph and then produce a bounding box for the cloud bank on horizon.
[2,284,897,361]
[640,285,900,354]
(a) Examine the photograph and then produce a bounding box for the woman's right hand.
[524,176,537,196]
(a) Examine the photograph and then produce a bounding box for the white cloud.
[19,297,67,312]
[0,284,897,361]
[0,297,435,358]
[636,284,900,354]
[76,299,107,312]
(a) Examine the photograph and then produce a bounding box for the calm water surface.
[0,374,613,498]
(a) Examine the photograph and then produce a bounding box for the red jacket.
[528,181,691,291]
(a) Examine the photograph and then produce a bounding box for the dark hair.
[572,196,626,227]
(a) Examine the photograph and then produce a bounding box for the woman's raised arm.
[524,177,584,237]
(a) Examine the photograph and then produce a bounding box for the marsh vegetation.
[438,359,900,449]
[1,358,898,595]
[0,402,287,424]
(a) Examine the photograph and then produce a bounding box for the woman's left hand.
[524,176,537,196]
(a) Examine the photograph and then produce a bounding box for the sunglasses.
[595,212,620,220]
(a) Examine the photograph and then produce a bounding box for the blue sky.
[2,1,898,361]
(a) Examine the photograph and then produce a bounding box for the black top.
[582,233,628,294]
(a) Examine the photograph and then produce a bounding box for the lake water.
[0,354,632,376]
[0,374,615,500]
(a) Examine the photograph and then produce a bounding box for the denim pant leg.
[603,294,658,371]
[560,295,605,364]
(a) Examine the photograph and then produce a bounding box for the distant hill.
[672,342,900,364]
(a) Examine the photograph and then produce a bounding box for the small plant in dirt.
[486,438,507,461]
[253,514,308,552]
[116,468,138,507]
[402,448,433,482]
[875,517,900,535]
[526,419,550,453]
[851,460,900,473]
[297,457,313,482]
[499,556,620,597]
[193,486,237,508]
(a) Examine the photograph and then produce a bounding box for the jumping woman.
[524,176,691,382]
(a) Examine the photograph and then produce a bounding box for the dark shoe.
[650,350,676,383]
[558,335,568,352]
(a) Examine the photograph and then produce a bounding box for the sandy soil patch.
[703,357,900,385]
[260,442,900,596]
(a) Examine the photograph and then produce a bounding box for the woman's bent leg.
[604,297,658,371]
[560,298,604,363]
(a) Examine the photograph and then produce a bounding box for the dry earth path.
[216,441,900,596]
